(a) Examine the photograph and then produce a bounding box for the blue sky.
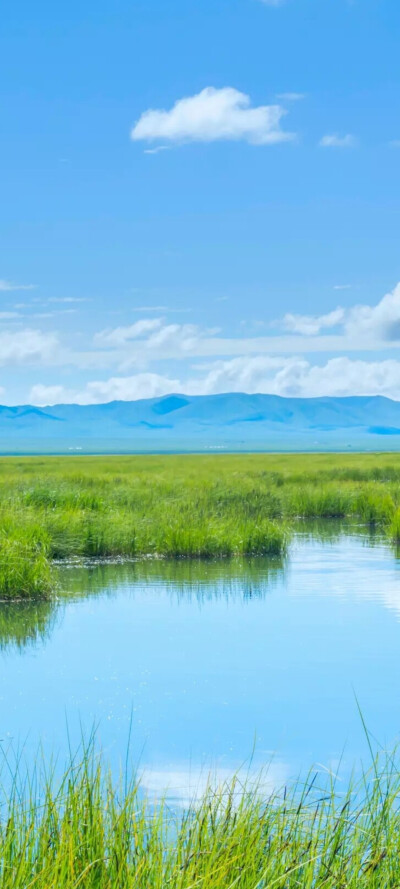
[1,0,400,404]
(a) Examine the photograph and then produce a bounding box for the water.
[1,527,400,803]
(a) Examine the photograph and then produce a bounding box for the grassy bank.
[0,743,399,888]
[2,452,400,597]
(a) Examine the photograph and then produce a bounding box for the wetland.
[2,455,400,886]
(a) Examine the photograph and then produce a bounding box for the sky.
[1,0,400,405]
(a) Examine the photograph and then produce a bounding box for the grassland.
[0,741,399,888]
[2,451,400,597]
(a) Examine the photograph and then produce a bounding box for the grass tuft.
[0,742,400,888]
[0,526,53,599]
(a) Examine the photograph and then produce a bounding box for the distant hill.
[2,393,400,453]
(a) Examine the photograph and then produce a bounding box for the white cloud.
[33,310,77,318]
[191,355,400,399]
[81,284,400,370]
[118,324,207,370]
[282,307,345,336]
[0,279,37,292]
[145,322,203,351]
[131,305,185,313]
[94,318,163,347]
[276,92,305,101]
[58,283,400,376]
[30,355,400,405]
[30,373,181,406]
[0,329,59,367]
[131,87,294,146]
[29,385,69,405]
[319,134,356,148]
[276,283,400,343]
[94,318,217,367]
[48,297,89,304]
[0,312,21,320]
[10,282,400,403]
[345,283,400,341]
[144,146,170,155]
[333,284,352,291]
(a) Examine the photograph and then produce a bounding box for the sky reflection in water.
[1,527,400,805]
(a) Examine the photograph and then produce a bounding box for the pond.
[1,526,400,804]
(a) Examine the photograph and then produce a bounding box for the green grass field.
[2,452,400,597]
[0,740,399,888]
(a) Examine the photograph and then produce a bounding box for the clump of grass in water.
[1,742,400,887]
[389,507,400,544]
[0,526,53,599]
[148,518,287,559]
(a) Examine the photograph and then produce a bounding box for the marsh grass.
[0,526,53,600]
[1,741,400,887]
[2,453,400,597]
[389,507,400,543]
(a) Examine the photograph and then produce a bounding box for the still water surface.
[1,527,400,802]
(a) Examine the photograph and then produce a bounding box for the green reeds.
[2,452,400,598]
[1,742,400,887]
[0,526,53,600]
[389,507,400,544]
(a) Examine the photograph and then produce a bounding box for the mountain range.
[2,393,400,453]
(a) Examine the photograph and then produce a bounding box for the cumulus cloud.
[83,285,400,373]
[192,355,400,399]
[0,329,59,366]
[30,355,400,405]
[0,279,36,292]
[13,281,400,404]
[282,307,345,336]
[276,283,400,343]
[94,318,216,367]
[30,373,181,406]
[319,134,356,148]
[131,87,294,146]
[345,284,400,341]
[28,385,69,405]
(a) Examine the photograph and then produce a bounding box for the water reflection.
[58,555,286,606]
[138,759,289,809]
[0,521,396,657]
[1,527,400,809]
[0,556,286,655]
[0,600,59,653]
[293,517,386,546]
